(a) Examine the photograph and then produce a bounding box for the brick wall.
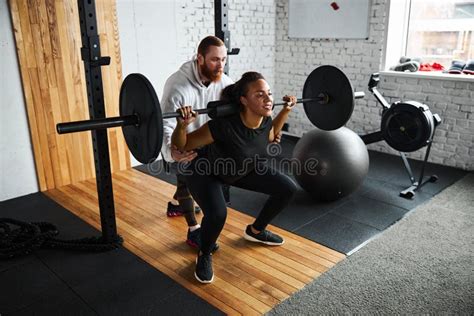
[274,0,473,170]
[274,0,387,137]
[176,0,276,87]
[176,0,472,170]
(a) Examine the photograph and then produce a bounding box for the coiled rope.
[0,218,123,259]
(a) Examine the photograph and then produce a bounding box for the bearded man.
[161,36,234,249]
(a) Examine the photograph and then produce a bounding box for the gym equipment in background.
[292,127,369,202]
[52,0,366,244]
[361,73,442,199]
[303,65,365,130]
[214,0,240,75]
[3,0,243,252]
[57,65,366,164]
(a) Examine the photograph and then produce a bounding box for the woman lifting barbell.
[171,71,298,283]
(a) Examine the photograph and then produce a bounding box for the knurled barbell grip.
[273,97,323,107]
[273,91,365,107]
[162,108,211,119]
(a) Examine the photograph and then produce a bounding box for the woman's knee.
[276,176,298,199]
[204,206,227,226]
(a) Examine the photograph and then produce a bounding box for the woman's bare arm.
[172,123,214,151]
[171,106,214,151]
[269,95,296,142]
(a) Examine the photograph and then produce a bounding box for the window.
[384,0,474,71]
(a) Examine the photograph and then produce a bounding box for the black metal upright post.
[77,0,118,243]
[214,0,238,205]
[214,0,239,75]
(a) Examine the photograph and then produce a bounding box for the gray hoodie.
[161,56,234,162]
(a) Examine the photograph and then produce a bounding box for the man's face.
[198,45,227,82]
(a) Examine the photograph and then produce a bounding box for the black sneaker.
[186,228,201,248]
[448,60,466,74]
[195,253,214,283]
[186,228,219,253]
[166,202,183,217]
[244,225,284,245]
[463,59,474,74]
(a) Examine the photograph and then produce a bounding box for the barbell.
[57,65,365,164]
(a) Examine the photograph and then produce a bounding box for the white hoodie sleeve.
[161,87,185,163]
[160,59,233,163]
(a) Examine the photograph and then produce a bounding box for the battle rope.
[0,218,123,259]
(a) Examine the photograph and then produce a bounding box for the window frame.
[382,0,474,81]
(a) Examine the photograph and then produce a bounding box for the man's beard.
[200,62,223,83]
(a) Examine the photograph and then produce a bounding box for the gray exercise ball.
[292,127,369,201]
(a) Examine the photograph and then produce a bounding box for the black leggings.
[184,166,297,254]
[174,174,198,226]
[173,173,232,227]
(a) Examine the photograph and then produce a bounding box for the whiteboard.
[289,0,370,39]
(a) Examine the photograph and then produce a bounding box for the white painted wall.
[117,0,180,166]
[0,0,181,199]
[1,1,39,201]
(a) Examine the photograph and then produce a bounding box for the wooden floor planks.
[45,168,345,315]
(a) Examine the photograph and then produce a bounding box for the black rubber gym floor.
[0,136,465,314]
[136,135,466,255]
[0,194,223,315]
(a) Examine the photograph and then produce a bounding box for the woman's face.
[240,79,274,117]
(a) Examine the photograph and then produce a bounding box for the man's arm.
[161,88,195,162]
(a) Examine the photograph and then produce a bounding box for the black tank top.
[199,113,273,182]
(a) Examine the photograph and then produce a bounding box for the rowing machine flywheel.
[381,101,441,152]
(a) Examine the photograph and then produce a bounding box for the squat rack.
[78,0,239,243]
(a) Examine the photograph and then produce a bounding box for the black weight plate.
[120,73,162,164]
[303,65,355,130]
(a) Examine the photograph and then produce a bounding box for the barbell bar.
[272,92,365,107]
[162,92,366,118]
[56,91,365,133]
[56,93,362,133]
[57,65,365,163]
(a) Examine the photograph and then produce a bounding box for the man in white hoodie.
[161,36,234,249]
